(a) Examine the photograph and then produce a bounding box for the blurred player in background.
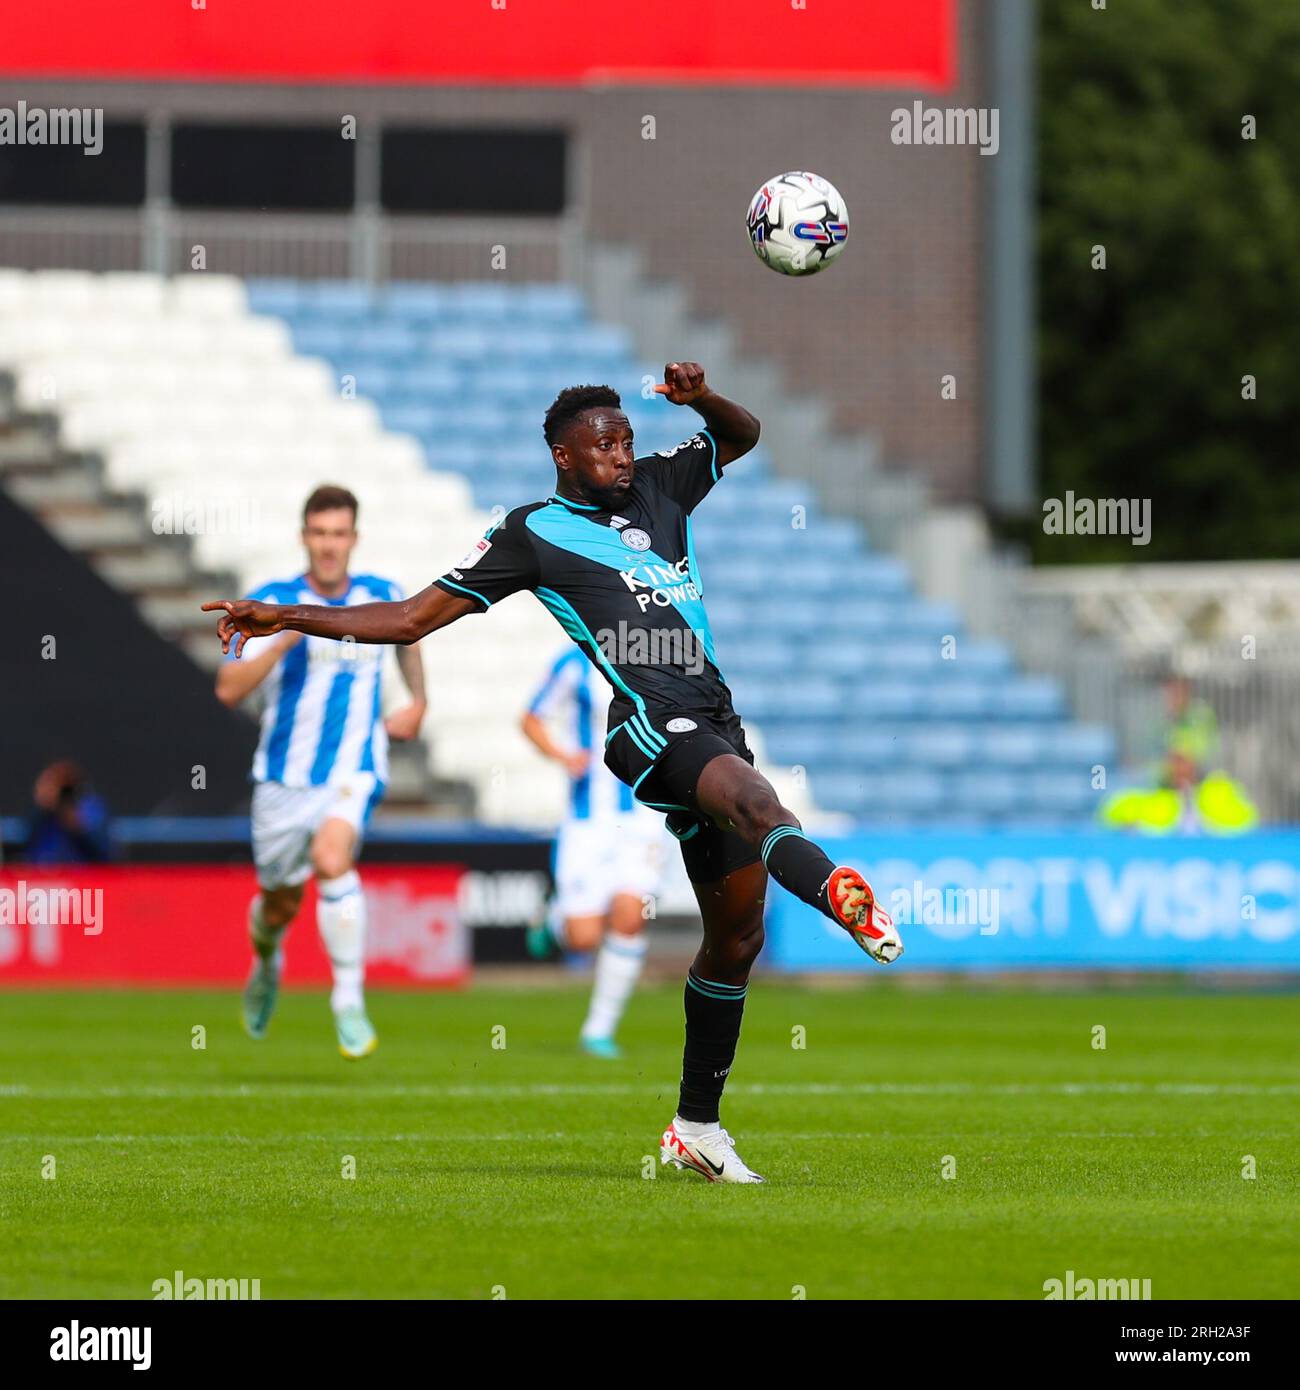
[521,647,665,1059]
[215,485,427,1059]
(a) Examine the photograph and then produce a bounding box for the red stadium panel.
[0,0,954,88]
[0,866,469,987]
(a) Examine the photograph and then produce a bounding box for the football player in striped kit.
[214,485,427,1059]
[522,647,666,1059]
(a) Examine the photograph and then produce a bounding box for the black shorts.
[604,700,761,884]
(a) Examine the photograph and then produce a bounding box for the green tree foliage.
[1035,0,1300,560]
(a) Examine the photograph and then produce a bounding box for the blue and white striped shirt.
[528,648,637,821]
[232,573,400,789]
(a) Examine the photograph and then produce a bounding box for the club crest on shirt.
[620,528,652,551]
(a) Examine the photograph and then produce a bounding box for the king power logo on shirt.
[618,557,700,611]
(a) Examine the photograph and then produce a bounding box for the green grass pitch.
[2,983,1297,1299]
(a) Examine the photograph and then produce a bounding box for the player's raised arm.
[202,582,476,659]
[653,361,760,466]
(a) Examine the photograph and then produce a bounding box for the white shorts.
[553,815,666,920]
[250,774,380,890]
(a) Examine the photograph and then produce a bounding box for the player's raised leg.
[695,754,902,964]
[660,859,768,1184]
[310,815,376,1060]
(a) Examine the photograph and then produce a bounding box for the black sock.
[760,825,837,917]
[677,969,748,1123]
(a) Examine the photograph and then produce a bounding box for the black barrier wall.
[0,486,257,817]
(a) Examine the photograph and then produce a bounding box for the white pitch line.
[0,1133,576,1144]
[2,1130,1290,1145]
[1,1081,1298,1100]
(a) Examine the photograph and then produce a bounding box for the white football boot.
[660,1120,765,1184]
[827,867,903,964]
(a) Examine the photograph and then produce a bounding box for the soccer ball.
[745,171,850,276]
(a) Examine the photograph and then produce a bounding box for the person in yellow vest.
[1099,677,1258,834]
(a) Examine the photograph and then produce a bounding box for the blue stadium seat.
[1045,724,1116,767]
[384,403,438,437]
[380,282,453,321]
[903,725,977,767]
[979,725,1049,767]
[513,284,586,324]
[354,323,420,357]
[386,364,464,402]
[850,681,927,719]
[995,678,1065,720]
[246,278,304,316]
[948,770,1022,816]
[290,323,351,358]
[301,281,375,319]
[1026,772,1098,815]
[920,682,997,720]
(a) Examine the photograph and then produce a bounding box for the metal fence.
[0,207,577,283]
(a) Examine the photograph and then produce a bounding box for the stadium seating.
[0,269,1116,827]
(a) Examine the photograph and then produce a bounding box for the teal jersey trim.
[700,427,720,483]
[534,586,646,713]
[621,721,660,760]
[547,493,601,511]
[683,513,722,677]
[440,576,492,608]
[666,818,701,842]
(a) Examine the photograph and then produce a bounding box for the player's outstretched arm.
[202,584,477,659]
[653,360,760,466]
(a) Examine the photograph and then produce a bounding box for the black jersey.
[434,430,732,719]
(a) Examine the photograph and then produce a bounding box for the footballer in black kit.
[205,361,904,1184]
[434,416,759,884]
